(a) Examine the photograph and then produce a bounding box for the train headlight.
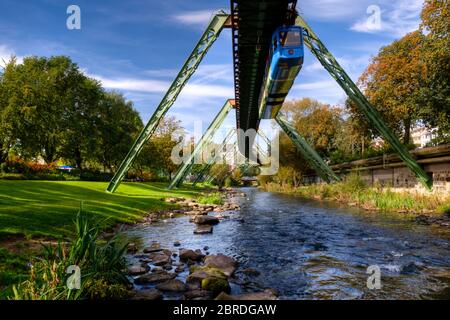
[288,49,294,55]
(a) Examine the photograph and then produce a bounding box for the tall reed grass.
[10,209,130,300]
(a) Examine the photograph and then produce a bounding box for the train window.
[281,30,301,47]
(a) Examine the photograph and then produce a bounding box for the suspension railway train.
[258,25,304,119]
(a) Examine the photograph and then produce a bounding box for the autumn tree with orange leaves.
[349,0,449,145]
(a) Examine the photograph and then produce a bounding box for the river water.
[124,187,450,300]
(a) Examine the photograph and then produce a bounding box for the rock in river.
[143,242,162,253]
[134,270,176,284]
[215,289,278,300]
[187,265,230,295]
[127,264,149,275]
[204,254,237,277]
[193,215,220,225]
[179,249,205,261]
[148,250,172,266]
[132,288,163,300]
[156,279,187,292]
[194,225,213,234]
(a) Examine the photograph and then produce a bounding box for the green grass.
[0,180,205,239]
[262,175,450,215]
[0,248,30,298]
[197,192,224,205]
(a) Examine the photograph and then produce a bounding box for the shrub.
[197,192,224,205]
[10,211,130,300]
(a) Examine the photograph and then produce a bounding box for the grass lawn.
[0,180,207,296]
[0,180,206,239]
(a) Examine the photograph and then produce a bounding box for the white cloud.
[0,44,24,65]
[90,73,233,98]
[172,10,216,26]
[92,74,170,93]
[298,0,369,21]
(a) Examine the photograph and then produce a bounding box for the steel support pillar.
[276,114,340,183]
[168,100,234,189]
[295,15,432,190]
[193,129,235,185]
[106,13,230,193]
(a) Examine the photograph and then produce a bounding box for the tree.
[282,98,343,156]
[420,0,450,138]
[60,77,103,170]
[134,116,184,180]
[0,56,89,163]
[96,92,143,172]
[356,31,428,144]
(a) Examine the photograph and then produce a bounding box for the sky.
[0,0,425,141]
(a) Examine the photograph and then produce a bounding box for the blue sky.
[0,0,424,139]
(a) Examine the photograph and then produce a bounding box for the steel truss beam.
[295,15,432,190]
[106,13,230,193]
[276,114,340,183]
[168,100,234,189]
[193,129,236,185]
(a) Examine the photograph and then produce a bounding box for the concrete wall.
[356,162,450,194]
[304,144,450,194]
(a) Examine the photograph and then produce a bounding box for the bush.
[1,157,57,175]
[197,192,224,205]
[10,211,131,300]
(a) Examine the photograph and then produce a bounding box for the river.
[124,187,450,300]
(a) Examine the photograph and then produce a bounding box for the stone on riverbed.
[164,197,185,203]
[187,266,230,295]
[183,289,214,300]
[134,270,176,284]
[156,279,187,292]
[194,225,213,234]
[193,215,220,225]
[204,254,237,277]
[143,242,162,253]
[127,243,138,253]
[132,288,163,300]
[179,249,205,261]
[148,250,173,266]
[215,289,278,300]
[127,264,149,275]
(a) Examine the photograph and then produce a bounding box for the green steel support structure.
[295,15,433,190]
[193,129,235,185]
[276,114,340,183]
[168,100,234,189]
[106,13,229,193]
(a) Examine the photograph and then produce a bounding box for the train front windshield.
[281,30,301,47]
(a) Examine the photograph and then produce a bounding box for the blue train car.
[258,26,304,119]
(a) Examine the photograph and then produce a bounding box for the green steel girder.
[295,15,433,190]
[276,114,340,183]
[193,129,235,185]
[106,13,229,193]
[168,100,234,189]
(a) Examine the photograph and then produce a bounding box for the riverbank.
[260,178,450,226]
[0,180,210,298]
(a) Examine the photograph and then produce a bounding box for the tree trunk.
[75,147,83,175]
[403,117,411,145]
